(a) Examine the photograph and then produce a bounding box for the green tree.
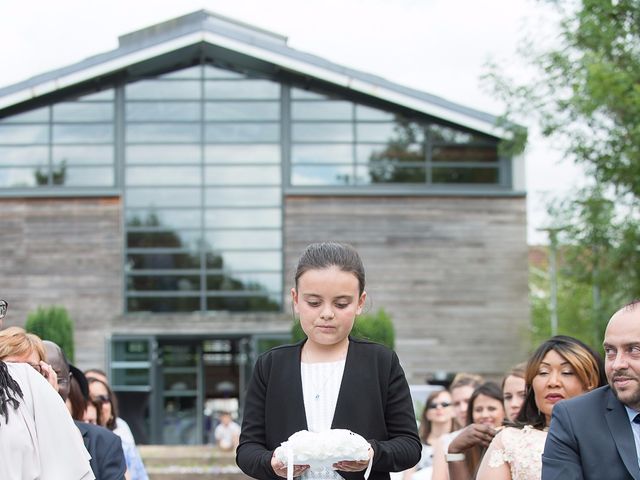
[292,308,395,350]
[25,306,75,362]
[486,0,640,348]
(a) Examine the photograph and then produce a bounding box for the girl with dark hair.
[474,335,605,480]
[237,242,421,480]
[501,364,526,423]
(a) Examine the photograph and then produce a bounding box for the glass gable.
[124,64,283,313]
[0,59,511,314]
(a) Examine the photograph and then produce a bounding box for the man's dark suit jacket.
[236,337,421,480]
[542,385,640,480]
[75,421,127,480]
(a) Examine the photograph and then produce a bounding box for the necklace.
[302,360,345,401]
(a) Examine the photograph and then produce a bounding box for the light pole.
[537,226,566,337]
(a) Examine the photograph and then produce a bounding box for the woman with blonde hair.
[0,325,94,479]
[502,363,526,423]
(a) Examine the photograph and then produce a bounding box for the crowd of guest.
[2,294,640,479]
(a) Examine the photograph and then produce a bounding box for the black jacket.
[236,337,421,480]
[75,421,127,480]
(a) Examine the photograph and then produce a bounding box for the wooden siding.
[284,196,530,383]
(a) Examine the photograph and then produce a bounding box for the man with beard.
[44,341,127,480]
[542,300,640,479]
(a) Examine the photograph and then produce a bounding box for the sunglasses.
[0,300,7,319]
[93,394,111,404]
[427,401,452,409]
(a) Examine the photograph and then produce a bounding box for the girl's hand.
[333,446,373,472]
[271,451,310,478]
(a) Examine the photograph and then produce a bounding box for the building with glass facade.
[0,11,528,444]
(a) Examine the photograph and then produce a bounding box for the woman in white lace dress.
[475,336,606,480]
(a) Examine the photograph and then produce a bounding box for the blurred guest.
[89,377,149,480]
[214,411,241,451]
[446,382,505,480]
[403,389,455,480]
[0,327,94,479]
[501,363,526,423]
[45,340,126,480]
[431,373,484,480]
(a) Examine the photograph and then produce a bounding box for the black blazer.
[236,337,421,480]
[542,385,640,480]
[75,421,127,480]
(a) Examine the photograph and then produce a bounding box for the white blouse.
[300,360,346,480]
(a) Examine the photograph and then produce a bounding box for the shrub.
[291,308,395,350]
[25,306,75,362]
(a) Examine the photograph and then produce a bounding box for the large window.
[0,90,115,188]
[290,88,503,187]
[124,64,283,313]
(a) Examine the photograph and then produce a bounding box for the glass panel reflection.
[291,101,353,120]
[205,251,281,270]
[53,124,113,143]
[355,105,395,121]
[203,230,281,249]
[290,165,354,186]
[126,80,201,100]
[126,188,201,207]
[432,145,498,163]
[112,340,150,362]
[357,143,423,164]
[160,66,202,79]
[291,123,352,142]
[64,167,114,186]
[126,166,201,186]
[111,368,150,387]
[127,124,200,143]
[357,164,426,184]
[432,167,499,184]
[0,146,48,165]
[126,102,201,121]
[0,168,39,187]
[127,253,201,270]
[291,88,327,100]
[207,295,281,312]
[205,166,280,185]
[207,272,280,292]
[429,125,475,143]
[205,144,280,164]
[204,65,244,79]
[126,208,201,229]
[205,187,281,207]
[205,102,279,120]
[291,145,353,164]
[0,125,48,144]
[204,80,279,99]
[0,107,49,123]
[53,103,113,122]
[127,230,201,249]
[53,145,113,165]
[127,296,200,313]
[128,275,201,291]
[204,123,279,142]
[204,208,281,228]
[126,145,200,164]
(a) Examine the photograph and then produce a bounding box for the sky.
[0,0,587,244]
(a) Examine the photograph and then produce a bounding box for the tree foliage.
[25,305,75,362]
[487,0,640,348]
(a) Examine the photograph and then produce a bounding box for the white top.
[0,362,94,480]
[300,360,346,480]
[114,416,136,446]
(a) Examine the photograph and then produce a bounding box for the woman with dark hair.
[445,382,505,480]
[474,335,605,480]
[403,389,455,480]
[88,377,149,480]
